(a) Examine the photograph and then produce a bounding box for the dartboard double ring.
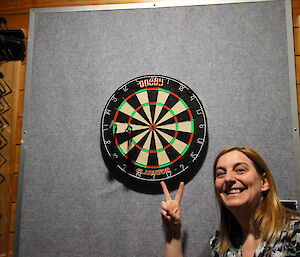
[101,75,207,181]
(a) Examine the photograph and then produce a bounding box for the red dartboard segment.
[188,133,194,145]
[163,144,171,150]
[125,92,136,101]
[187,108,193,120]
[128,116,133,124]
[135,105,143,112]
[113,110,120,122]
[171,155,183,164]
[169,91,181,99]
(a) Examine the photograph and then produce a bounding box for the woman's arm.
[160,182,184,257]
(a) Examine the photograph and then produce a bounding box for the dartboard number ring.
[101,75,207,181]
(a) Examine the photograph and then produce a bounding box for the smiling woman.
[160,146,300,257]
[212,147,299,256]
[214,150,270,223]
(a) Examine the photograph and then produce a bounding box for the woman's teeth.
[226,188,244,194]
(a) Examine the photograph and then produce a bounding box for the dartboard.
[101,75,207,181]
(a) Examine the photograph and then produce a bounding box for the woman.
[160,146,300,257]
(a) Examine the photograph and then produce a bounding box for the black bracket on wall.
[0,17,25,62]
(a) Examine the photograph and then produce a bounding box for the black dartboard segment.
[101,75,207,181]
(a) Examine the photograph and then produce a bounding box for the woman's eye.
[216,171,226,178]
[235,168,245,174]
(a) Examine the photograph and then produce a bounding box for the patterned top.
[209,220,300,257]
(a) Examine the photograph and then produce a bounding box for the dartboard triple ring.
[101,75,207,181]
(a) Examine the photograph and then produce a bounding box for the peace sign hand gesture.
[160,181,184,227]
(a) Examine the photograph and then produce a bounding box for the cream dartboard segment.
[101,75,207,181]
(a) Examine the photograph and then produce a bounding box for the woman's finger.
[160,181,172,201]
[161,209,168,217]
[161,201,167,210]
[175,182,184,203]
[161,210,172,221]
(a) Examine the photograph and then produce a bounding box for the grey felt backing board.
[15,0,300,256]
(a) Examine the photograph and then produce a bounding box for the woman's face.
[214,150,269,213]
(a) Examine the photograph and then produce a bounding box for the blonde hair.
[213,146,298,253]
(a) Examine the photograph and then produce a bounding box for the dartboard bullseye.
[101,75,207,181]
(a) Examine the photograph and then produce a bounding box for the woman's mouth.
[224,188,246,195]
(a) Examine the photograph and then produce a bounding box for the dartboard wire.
[112,121,149,134]
[125,88,159,125]
[155,129,192,157]
[116,129,150,156]
[129,131,171,169]
[153,130,171,167]
[156,126,194,148]
[154,130,184,168]
[113,99,193,136]
[135,89,153,124]
[123,88,154,124]
[117,100,149,125]
[132,87,192,127]
[113,116,192,169]
[152,89,170,124]
[113,80,203,162]
[155,98,190,126]
[135,131,152,166]
[156,120,195,133]
[124,131,163,169]
[118,103,195,156]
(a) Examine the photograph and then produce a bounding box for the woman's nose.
[224,171,236,182]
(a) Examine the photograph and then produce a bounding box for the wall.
[0,0,299,256]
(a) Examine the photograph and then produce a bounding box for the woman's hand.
[160,181,184,227]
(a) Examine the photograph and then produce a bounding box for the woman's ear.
[261,173,270,192]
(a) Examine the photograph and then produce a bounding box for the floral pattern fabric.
[209,220,300,257]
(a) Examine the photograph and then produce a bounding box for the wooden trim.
[9,203,16,233]
[11,174,18,203]
[295,28,300,55]
[0,0,170,15]
[298,84,300,113]
[13,145,21,174]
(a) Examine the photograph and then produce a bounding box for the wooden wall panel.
[0,62,22,257]
[293,0,300,26]
[0,14,29,39]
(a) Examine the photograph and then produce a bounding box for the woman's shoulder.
[208,231,221,257]
[209,231,220,249]
[275,218,300,242]
[263,218,300,256]
[289,217,300,231]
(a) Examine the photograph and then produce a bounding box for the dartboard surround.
[101,75,207,181]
